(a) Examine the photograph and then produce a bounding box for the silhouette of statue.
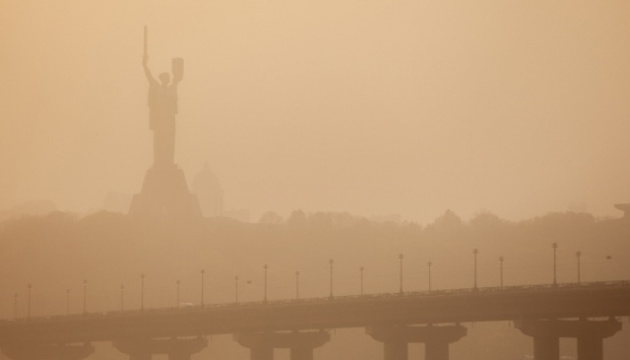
[129,27,201,219]
[143,55,183,166]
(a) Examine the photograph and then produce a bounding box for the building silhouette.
[191,163,224,218]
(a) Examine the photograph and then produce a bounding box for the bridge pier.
[114,337,207,360]
[234,330,330,360]
[367,324,467,360]
[516,318,622,360]
[532,336,559,360]
[0,342,94,360]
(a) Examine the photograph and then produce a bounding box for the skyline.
[2,1,630,223]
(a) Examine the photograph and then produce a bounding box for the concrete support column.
[169,348,194,360]
[234,331,330,360]
[516,318,621,360]
[383,340,408,360]
[532,336,559,360]
[0,342,94,360]
[250,346,273,360]
[114,337,207,360]
[367,324,467,360]
[130,354,152,360]
[577,336,603,360]
[425,340,453,360]
[291,345,316,360]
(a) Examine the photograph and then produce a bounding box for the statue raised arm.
[142,27,182,166]
[143,55,158,86]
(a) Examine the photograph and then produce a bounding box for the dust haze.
[2,1,630,360]
[2,1,630,221]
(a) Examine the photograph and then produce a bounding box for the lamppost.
[359,266,364,295]
[66,289,70,316]
[263,264,268,303]
[235,276,239,303]
[176,280,181,308]
[329,259,334,299]
[27,284,32,320]
[428,261,432,292]
[82,280,87,315]
[473,249,479,290]
[295,271,300,300]
[82,279,87,315]
[201,269,205,307]
[576,251,582,284]
[552,243,558,286]
[398,254,404,295]
[141,273,145,311]
[120,284,124,311]
[499,256,504,288]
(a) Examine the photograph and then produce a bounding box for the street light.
[83,279,87,315]
[27,284,32,319]
[398,254,404,295]
[428,261,432,292]
[499,256,504,288]
[141,274,145,311]
[473,249,479,290]
[296,271,300,300]
[201,269,205,307]
[552,243,558,286]
[263,265,268,303]
[120,284,124,311]
[576,251,582,284]
[359,266,364,295]
[235,276,239,303]
[176,280,181,308]
[329,259,334,299]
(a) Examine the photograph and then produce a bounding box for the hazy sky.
[1,1,630,222]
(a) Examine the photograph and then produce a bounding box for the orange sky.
[1,1,630,222]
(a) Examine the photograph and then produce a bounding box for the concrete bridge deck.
[1,280,629,344]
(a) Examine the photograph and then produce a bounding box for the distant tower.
[191,164,224,218]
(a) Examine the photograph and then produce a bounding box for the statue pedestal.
[129,164,202,219]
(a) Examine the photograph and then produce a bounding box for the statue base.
[129,163,202,219]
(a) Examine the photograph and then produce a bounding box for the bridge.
[0,281,628,360]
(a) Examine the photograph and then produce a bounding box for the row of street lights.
[472,244,583,291]
[15,245,587,318]
[472,245,584,291]
[12,256,457,318]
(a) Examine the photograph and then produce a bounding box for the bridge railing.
[5,280,630,324]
